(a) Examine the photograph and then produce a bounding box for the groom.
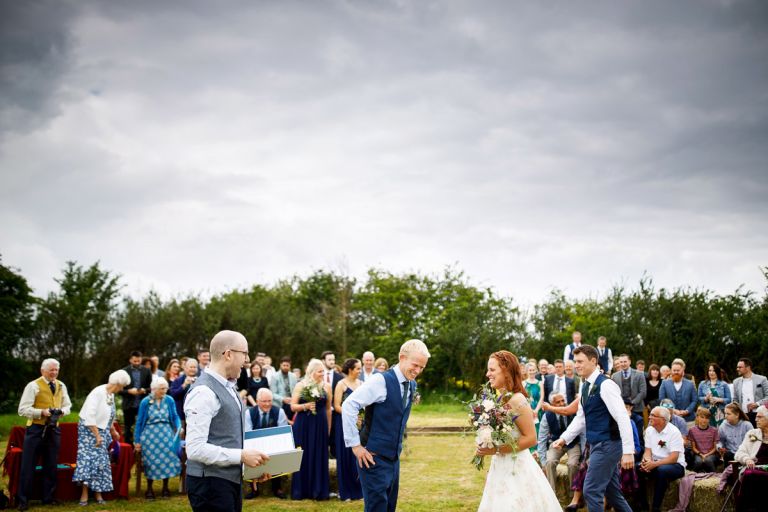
[551,344,634,512]
[341,339,430,512]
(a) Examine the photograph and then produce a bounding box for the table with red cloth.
[2,422,134,506]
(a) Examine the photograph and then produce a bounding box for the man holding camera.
[16,358,72,510]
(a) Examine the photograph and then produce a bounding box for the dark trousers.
[123,407,138,444]
[638,462,685,511]
[358,454,400,512]
[187,475,242,512]
[583,439,632,512]
[18,424,61,505]
[282,403,294,421]
[747,411,757,428]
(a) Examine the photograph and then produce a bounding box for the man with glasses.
[733,358,768,427]
[637,406,685,512]
[185,331,269,512]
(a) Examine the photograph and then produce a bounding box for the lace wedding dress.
[477,423,563,511]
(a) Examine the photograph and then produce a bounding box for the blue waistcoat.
[597,349,610,373]
[360,369,414,460]
[584,374,620,445]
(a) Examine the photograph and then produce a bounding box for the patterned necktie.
[402,381,409,408]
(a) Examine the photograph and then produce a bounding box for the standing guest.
[733,358,768,427]
[360,351,378,382]
[195,348,210,376]
[536,359,550,380]
[552,345,635,512]
[733,405,768,512]
[119,351,152,444]
[660,365,671,380]
[698,362,731,426]
[524,362,544,428]
[374,358,389,372]
[544,359,576,404]
[645,365,662,410]
[184,330,270,512]
[636,360,646,376]
[686,408,720,472]
[563,331,583,362]
[73,370,130,506]
[637,406,686,512]
[538,393,581,497]
[134,378,181,500]
[611,354,647,418]
[718,403,752,465]
[244,389,288,500]
[292,368,302,380]
[333,359,363,501]
[16,358,73,511]
[321,351,341,392]
[244,362,270,407]
[342,339,430,512]
[565,359,581,390]
[170,359,197,423]
[165,359,181,383]
[659,360,697,422]
[151,355,164,379]
[290,359,332,500]
[262,355,276,382]
[270,356,298,421]
[596,336,613,375]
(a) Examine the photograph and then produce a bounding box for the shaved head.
[209,330,248,363]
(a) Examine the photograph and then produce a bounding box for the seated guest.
[718,403,752,465]
[245,362,270,407]
[170,358,198,424]
[537,393,581,497]
[637,406,686,512]
[686,407,720,472]
[697,362,731,426]
[624,398,643,460]
[659,360,697,422]
[244,388,288,499]
[73,370,131,506]
[734,405,768,512]
[659,399,689,439]
[134,378,181,500]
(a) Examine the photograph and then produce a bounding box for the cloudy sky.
[1,0,767,306]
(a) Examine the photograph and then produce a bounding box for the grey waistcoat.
[185,371,244,484]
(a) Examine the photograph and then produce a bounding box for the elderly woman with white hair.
[290,358,332,500]
[734,404,768,511]
[73,369,131,506]
[134,376,182,500]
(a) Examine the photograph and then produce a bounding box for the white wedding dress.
[477,429,563,511]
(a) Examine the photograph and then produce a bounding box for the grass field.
[1,400,487,511]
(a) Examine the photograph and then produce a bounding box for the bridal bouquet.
[300,381,326,415]
[467,382,520,470]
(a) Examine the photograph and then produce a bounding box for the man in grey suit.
[270,356,298,421]
[611,354,646,416]
[733,358,768,427]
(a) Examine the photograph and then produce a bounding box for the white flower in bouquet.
[482,399,496,412]
[476,425,494,449]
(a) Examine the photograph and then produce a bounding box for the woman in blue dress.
[333,358,363,501]
[290,358,332,500]
[134,377,182,500]
[73,370,130,506]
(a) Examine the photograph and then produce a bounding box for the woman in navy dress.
[245,362,270,407]
[333,358,363,501]
[290,358,332,500]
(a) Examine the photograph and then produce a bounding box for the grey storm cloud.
[1,0,767,303]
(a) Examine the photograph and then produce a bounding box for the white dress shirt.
[741,378,755,413]
[185,368,243,467]
[342,366,408,448]
[552,375,566,399]
[644,422,686,466]
[18,378,72,420]
[563,342,582,362]
[244,407,289,431]
[559,367,635,455]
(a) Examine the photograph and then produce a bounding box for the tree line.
[2,256,767,411]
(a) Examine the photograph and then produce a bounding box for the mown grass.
[1,401,486,511]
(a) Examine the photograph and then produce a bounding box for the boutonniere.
[749,433,760,442]
[658,440,667,448]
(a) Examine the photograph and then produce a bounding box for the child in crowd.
[717,403,752,465]
[687,407,720,472]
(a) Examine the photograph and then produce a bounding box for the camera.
[48,408,63,426]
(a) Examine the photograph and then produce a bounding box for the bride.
[477,351,563,511]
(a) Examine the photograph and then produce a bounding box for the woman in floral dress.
[134,377,181,499]
[73,370,130,506]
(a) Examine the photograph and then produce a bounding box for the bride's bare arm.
[511,395,537,452]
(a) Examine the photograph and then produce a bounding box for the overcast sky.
[1,0,767,307]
